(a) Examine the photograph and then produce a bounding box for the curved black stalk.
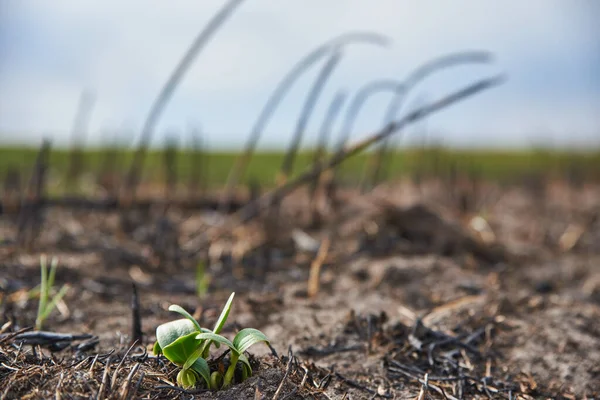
[314,90,347,166]
[183,74,503,253]
[67,90,96,192]
[231,74,505,225]
[335,80,406,152]
[163,133,179,205]
[309,90,347,222]
[220,31,390,210]
[187,127,204,199]
[124,0,245,199]
[333,80,405,188]
[365,51,493,191]
[279,51,342,184]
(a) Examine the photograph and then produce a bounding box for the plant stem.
[223,352,239,388]
[47,257,59,289]
[201,340,212,359]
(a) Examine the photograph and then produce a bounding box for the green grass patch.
[1,146,599,190]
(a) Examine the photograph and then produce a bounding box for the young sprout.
[196,260,210,299]
[153,292,270,390]
[153,305,212,389]
[196,328,270,388]
[35,255,70,330]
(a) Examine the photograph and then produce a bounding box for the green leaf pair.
[153,292,270,390]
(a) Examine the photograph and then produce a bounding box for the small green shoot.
[153,292,270,390]
[195,260,210,299]
[35,255,69,330]
[196,328,269,387]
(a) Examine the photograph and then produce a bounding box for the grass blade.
[35,255,49,330]
[47,256,59,291]
[40,284,69,321]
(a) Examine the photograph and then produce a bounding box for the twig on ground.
[307,236,331,298]
[130,283,143,346]
[272,347,295,400]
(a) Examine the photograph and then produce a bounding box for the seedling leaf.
[162,331,203,366]
[190,356,211,388]
[195,332,237,355]
[212,292,235,334]
[210,371,223,389]
[233,328,270,354]
[177,368,197,389]
[238,353,252,377]
[156,319,198,355]
[153,341,162,356]
[182,345,206,371]
[168,305,203,332]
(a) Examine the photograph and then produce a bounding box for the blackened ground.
[1,180,599,398]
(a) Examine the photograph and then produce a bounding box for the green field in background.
[1,146,599,189]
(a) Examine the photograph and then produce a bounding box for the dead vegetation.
[2,2,599,398]
[2,165,599,398]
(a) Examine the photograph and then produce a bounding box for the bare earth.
[1,180,599,399]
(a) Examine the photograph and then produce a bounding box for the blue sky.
[0,1,598,149]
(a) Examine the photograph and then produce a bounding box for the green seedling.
[153,292,270,390]
[196,328,269,388]
[35,255,69,330]
[195,260,210,299]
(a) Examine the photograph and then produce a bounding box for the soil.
[1,180,599,399]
